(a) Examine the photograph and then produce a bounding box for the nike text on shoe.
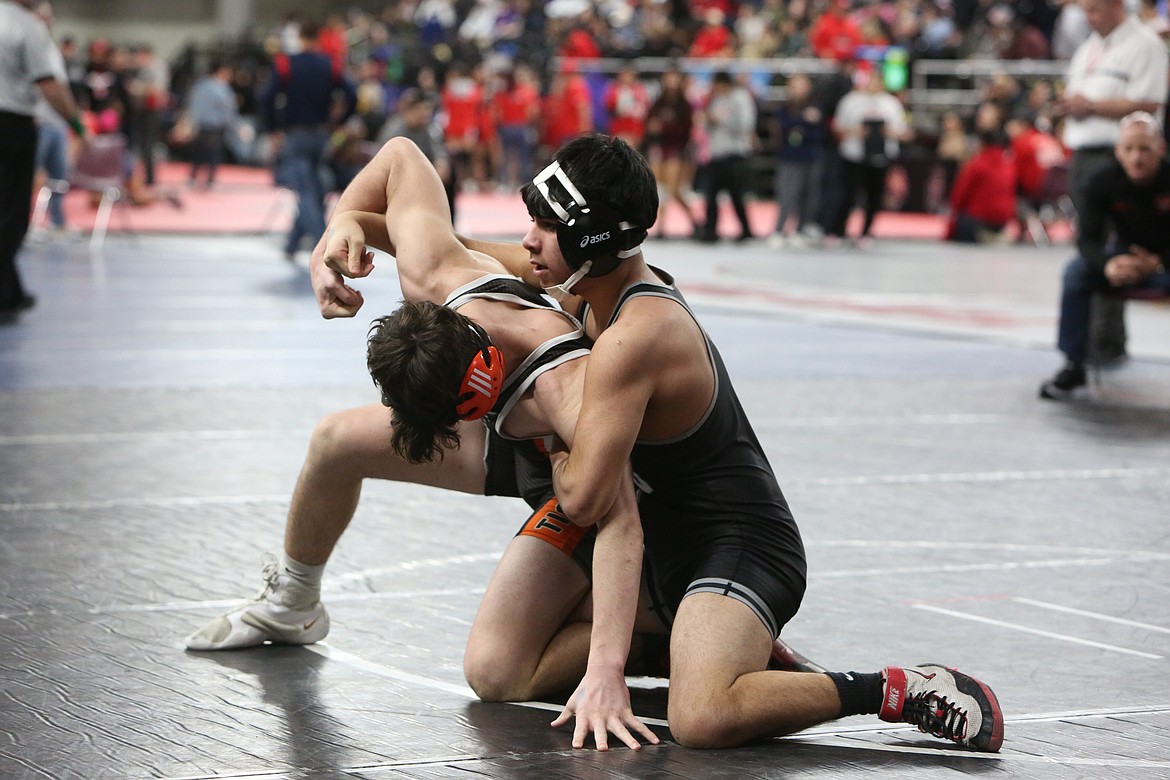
[879,664,1004,752]
[1039,363,1087,400]
[184,554,329,651]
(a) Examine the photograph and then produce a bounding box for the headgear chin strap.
[454,322,505,421]
[542,260,593,297]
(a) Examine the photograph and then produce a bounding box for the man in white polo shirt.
[1056,0,1169,363]
[0,0,84,322]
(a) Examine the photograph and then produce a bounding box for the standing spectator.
[493,63,540,189]
[378,89,455,220]
[261,21,357,261]
[935,110,972,202]
[472,66,499,192]
[769,73,825,247]
[317,15,348,73]
[186,61,238,189]
[1055,0,1169,363]
[827,64,909,247]
[809,0,862,62]
[128,44,169,187]
[810,60,857,243]
[603,64,650,147]
[828,66,907,249]
[440,62,483,191]
[645,66,697,239]
[1039,112,1170,400]
[0,0,84,321]
[944,129,1017,243]
[1052,0,1090,60]
[696,70,756,243]
[31,0,71,235]
[540,64,592,164]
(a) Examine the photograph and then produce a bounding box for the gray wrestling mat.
[2,234,1168,779]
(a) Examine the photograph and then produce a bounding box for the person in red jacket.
[603,65,650,147]
[1009,115,1066,203]
[541,66,593,156]
[441,63,483,191]
[688,9,735,58]
[493,63,541,188]
[809,0,862,61]
[946,129,1019,243]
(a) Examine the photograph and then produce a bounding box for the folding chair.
[32,134,132,254]
[1020,162,1075,246]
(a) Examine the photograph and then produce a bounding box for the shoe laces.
[253,553,281,602]
[902,690,969,744]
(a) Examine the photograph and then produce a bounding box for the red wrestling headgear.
[454,322,505,420]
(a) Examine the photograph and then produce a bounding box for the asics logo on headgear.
[580,230,611,248]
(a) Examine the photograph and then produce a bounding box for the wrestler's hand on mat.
[551,665,659,751]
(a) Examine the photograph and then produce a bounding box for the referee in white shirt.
[1055,0,1169,363]
[0,0,83,321]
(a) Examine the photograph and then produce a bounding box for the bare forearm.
[37,79,80,127]
[586,485,642,674]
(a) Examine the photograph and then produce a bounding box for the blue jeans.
[1057,254,1170,363]
[35,122,69,228]
[277,128,330,255]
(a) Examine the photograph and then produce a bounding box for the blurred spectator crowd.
[36,0,1170,232]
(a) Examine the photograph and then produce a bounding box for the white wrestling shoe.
[185,554,329,651]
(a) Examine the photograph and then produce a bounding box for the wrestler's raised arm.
[310,137,502,314]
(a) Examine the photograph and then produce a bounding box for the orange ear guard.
[455,341,505,421]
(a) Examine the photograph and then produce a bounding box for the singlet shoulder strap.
[445,274,574,319]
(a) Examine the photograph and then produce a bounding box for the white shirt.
[834,89,908,163]
[1062,15,1169,150]
[0,2,59,116]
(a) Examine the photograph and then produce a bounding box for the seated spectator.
[1006,112,1067,240]
[945,129,1018,243]
[1039,112,1170,400]
[998,6,1052,59]
[914,3,960,58]
[809,0,862,61]
[735,3,778,58]
[689,8,734,57]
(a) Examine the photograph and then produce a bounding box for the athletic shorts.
[637,497,807,640]
[482,428,555,510]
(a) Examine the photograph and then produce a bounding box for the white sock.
[279,553,325,609]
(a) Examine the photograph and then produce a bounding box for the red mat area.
[39,161,1071,243]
